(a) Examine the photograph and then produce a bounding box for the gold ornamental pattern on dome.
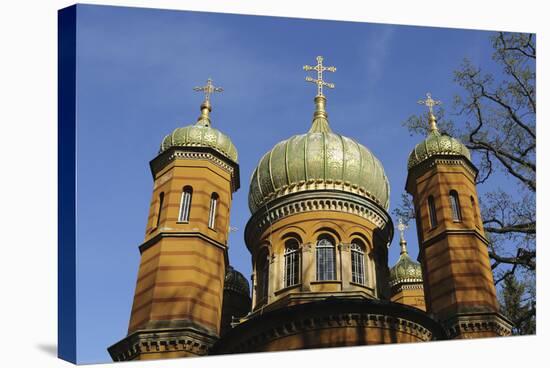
[303,56,336,97]
[193,77,223,103]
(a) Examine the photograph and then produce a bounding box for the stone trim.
[222,312,433,353]
[443,313,513,338]
[108,322,218,361]
[214,299,445,354]
[391,281,424,292]
[150,146,240,193]
[406,155,478,193]
[252,178,388,215]
[245,191,393,249]
[421,228,489,250]
[139,231,227,254]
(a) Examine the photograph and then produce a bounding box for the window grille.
[316,236,336,281]
[351,241,366,285]
[284,239,300,287]
[208,193,219,229]
[178,187,192,222]
[449,190,462,222]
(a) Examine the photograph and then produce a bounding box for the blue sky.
[73,4,506,363]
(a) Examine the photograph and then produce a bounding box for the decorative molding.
[443,313,513,338]
[301,243,313,253]
[107,322,218,361]
[139,231,227,254]
[252,178,389,215]
[245,191,393,250]
[406,154,478,193]
[221,311,434,353]
[338,243,351,252]
[150,146,240,193]
[391,282,424,293]
[420,228,489,251]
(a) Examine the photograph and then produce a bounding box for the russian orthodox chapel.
[108,57,512,361]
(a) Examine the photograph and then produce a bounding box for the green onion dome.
[224,266,250,297]
[407,113,470,170]
[248,96,390,214]
[389,237,423,287]
[159,101,238,163]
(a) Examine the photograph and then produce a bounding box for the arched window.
[156,192,164,228]
[449,190,462,222]
[208,193,219,229]
[178,186,192,222]
[284,238,300,287]
[471,196,479,225]
[428,195,438,229]
[257,249,269,302]
[351,240,366,285]
[316,235,336,281]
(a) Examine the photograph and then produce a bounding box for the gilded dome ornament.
[224,266,251,297]
[389,218,423,287]
[247,56,390,213]
[159,78,238,163]
[407,93,471,170]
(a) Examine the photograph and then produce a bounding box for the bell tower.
[108,79,240,361]
[405,93,511,338]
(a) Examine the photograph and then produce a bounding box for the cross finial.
[193,78,223,103]
[417,92,441,115]
[303,56,336,97]
[397,218,409,255]
[418,92,441,133]
[397,218,408,241]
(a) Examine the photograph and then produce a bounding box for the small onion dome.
[159,100,238,163]
[389,235,423,287]
[407,113,470,170]
[224,266,250,297]
[248,96,390,214]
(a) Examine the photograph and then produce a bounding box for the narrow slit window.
[257,250,269,302]
[156,192,164,228]
[316,235,336,281]
[284,239,300,287]
[471,196,479,225]
[208,193,219,229]
[428,195,438,229]
[449,190,462,222]
[351,240,366,285]
[178,186,192,222]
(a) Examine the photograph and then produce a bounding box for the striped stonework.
[406,155,512,338]
[390,282,426,311]
[109,151,239,361]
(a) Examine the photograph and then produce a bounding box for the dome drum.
[244,189,394,252]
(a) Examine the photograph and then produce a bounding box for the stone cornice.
[419,228,489,254]
[245,190,393,251]
[107,321,218,361]
[213,298,445,353]
[442,312,513,338]
[406,155,478,194]
[390,280,424,290]
[150,146,240,193]
[139,231,227,254]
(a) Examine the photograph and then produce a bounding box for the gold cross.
[193,78,223,103]
[397,218,408,238]
[303,56,336,97]
[417,92,441,114]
